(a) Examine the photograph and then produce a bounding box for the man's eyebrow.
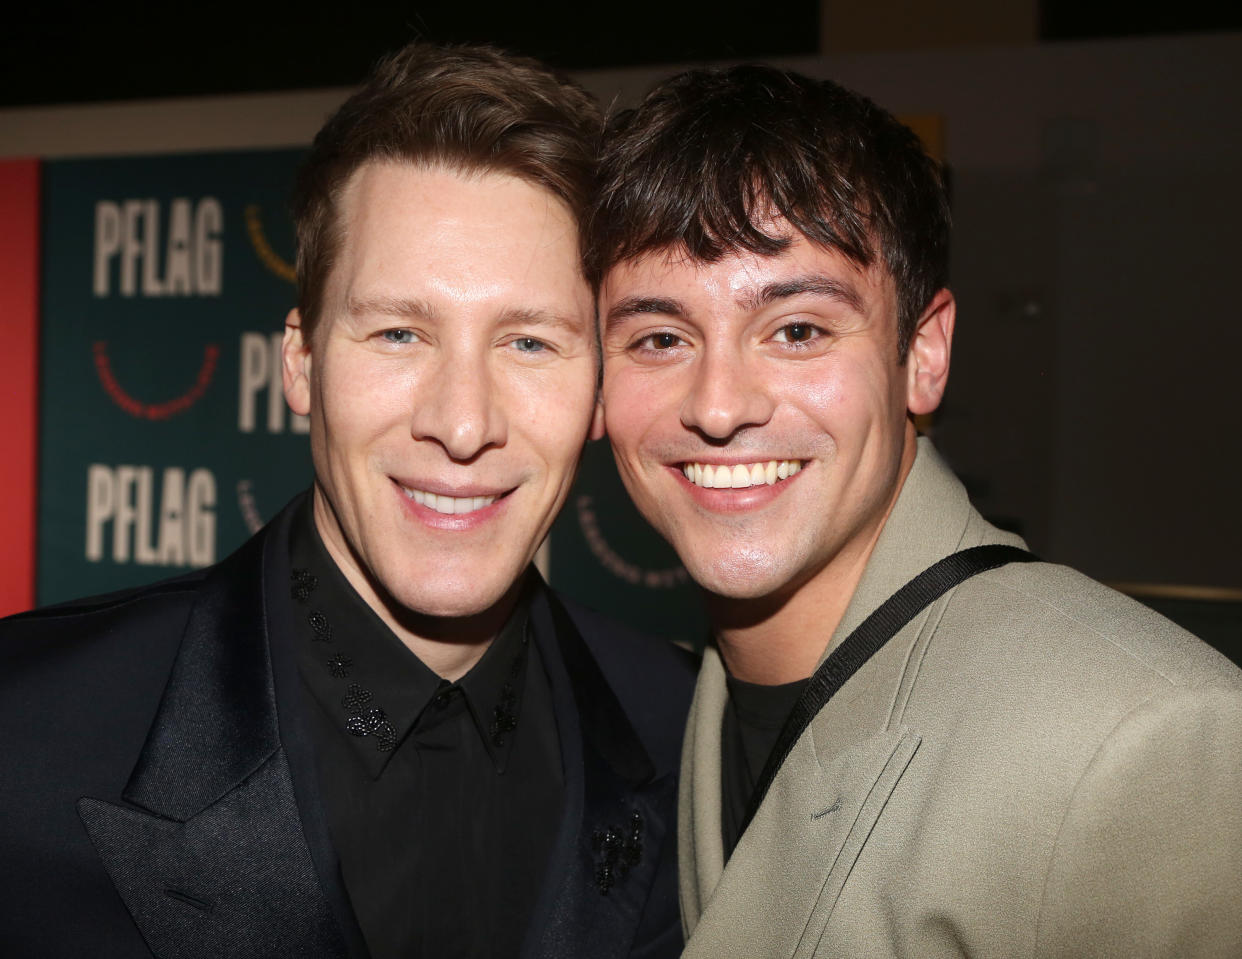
[603,296,687,335]
[739,275,867,315]
[346,294,435,319]
[496,307,589,335]
[347,296,587,335]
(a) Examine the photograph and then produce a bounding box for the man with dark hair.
[0,44,693,958]
[593,64,1242,957]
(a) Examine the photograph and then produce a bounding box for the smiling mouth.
[680,460,805,490]
[399,484,506,515]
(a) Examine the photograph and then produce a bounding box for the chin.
[685,547,789,601]
[386,567,519,621]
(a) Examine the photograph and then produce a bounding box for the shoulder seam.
[961,569,1182,687]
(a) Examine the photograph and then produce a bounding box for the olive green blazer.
[680,440,1242,958]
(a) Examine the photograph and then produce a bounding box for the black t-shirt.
[289,504,563,958]
[720,671,807,858]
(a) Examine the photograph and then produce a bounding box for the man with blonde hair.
[0,44,693,959]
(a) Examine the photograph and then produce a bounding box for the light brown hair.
[292,43,602,339]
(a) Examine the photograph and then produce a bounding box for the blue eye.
[512,337,547,353]
[382,329,419,344]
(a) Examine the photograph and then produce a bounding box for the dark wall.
[749,35,1242,590]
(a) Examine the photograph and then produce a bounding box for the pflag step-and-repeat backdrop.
[5,150,708,644]
[38,149,311,603]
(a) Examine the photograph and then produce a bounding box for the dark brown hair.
[587,64,950,358]
[292,43,602,338]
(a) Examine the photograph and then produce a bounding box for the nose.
[408,349,507,461]
[679,343,775,441]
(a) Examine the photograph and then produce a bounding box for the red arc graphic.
[92,341,221,420]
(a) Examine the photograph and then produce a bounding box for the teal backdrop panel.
[548,440,709,649]
[38,149,310,605]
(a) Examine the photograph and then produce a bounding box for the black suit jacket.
[0,499,696,959]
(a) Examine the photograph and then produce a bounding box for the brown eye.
[773,323,822,345]
[637,332,681,350]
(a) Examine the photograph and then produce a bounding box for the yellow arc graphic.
[245,204,296,284]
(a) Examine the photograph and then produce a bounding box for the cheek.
[512,367,598,470]
[603,369,669,451]
[780,364,846,434]
[783,356,900,438]
[791,369,843,414]
[316,357,414,448]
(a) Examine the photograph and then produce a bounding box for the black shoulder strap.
[740,544,1037,835]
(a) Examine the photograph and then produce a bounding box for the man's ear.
[282,308,313,416]
[906,288,955,416]
[589,397,606,442]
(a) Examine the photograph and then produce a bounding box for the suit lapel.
[681,650,921,959]
[77,504,352,959]
[522,585,675,959]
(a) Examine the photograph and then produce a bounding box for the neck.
[378,584,522,682]
[708,543,868,685]
[712,426,919,685]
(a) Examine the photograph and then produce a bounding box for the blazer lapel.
[681,651,921,959]
[77,516,350,959]
[522,585,676,959]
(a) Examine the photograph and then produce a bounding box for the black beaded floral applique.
[342,683,398,752]
[307,608,332,643]
[592,811,644,895]
[290,568,317,604]
[291,567,396,752]
[489,628,530,748]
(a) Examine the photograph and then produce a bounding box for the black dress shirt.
[720,672,807,858]
[289,504,564,958]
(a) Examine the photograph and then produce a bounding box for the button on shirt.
[289,506,564,958]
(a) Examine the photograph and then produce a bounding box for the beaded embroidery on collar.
[290,565,531,758]
[291,567,398,753]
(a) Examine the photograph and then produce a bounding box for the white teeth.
[402,485,497,515]
[680,460,805,489]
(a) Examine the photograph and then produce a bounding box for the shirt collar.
[289,497,532,778]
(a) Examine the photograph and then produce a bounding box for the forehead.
[600,232,895,320]
[324,161,588,311]
[336,160,576,254]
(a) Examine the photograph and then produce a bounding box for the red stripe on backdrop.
[0,159,40,616]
